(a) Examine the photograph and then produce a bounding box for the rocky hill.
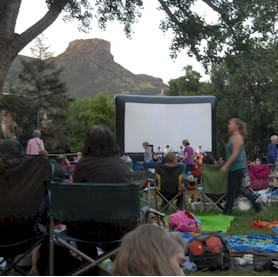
[6,38,168,98]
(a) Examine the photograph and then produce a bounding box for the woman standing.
[220,118,262,215]
[182,139,195,173]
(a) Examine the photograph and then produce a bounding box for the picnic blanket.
[181,232,278,253]
[227,234,278,253]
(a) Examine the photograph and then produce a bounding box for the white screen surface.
[124,102,212,153]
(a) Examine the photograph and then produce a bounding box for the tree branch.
[157,0,182,27]
[13,0,68,53]
[202,0,237,37]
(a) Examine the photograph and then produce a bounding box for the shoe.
[255,202,265,215]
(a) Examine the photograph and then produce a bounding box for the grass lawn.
[150,190,278,276]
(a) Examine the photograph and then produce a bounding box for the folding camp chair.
[49,182,147,276]
[154,164,185,212]
[199,164,228,212]
[0,156,49,275]
[246,164,272,206]
[248,164,271,191]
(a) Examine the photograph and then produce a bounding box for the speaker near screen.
[115,95,216,155]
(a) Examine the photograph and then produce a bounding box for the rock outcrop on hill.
[7,38,168,98]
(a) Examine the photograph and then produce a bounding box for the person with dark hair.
[0,138,24,175]
[33,125,132,275]
[69,124,131,274]
[112,224,186,276]
[73,124,131,182]
[50,154,72,183]
[203,153,217,165]
[220,118,262,215]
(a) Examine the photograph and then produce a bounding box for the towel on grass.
[228,234,278,252]
[197,214,234,233]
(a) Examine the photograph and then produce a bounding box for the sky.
[16,0,210,84]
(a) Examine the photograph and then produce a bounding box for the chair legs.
[49,216,120,276]
[0,235,47,276]
[199,190,225,213]
[155,190,185,212]
[54,237,119,276]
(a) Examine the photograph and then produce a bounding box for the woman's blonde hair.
[112,224,185,276]
[231,118,248,138]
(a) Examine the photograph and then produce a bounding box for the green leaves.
[159,0,278,67]
[66,92,115,152]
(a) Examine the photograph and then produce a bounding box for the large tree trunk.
[0,0,67,93]
[0,46,16,92]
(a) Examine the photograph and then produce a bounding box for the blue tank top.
[226,137,247,171]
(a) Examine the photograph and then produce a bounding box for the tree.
[14,35,71,151]
[210,40,278,160]
[1,0,277,93]
[167,65,211,96]
[67,92,115,152]
[18,35,69,110]
[0,94,31,139]
[0,0,143,93]
[159,0,277,70]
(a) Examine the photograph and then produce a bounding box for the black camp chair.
[0,156,49,275]
[154,164,185,212]
[49,182,147,276]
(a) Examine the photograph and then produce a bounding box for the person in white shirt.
[142,141,153,163]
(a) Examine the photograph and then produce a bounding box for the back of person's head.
[56,154,66,164]
[164,152,177,164]
[82,124,119,157]
[203,153,216,164]
[0,139,24,173]
[112,224,184,276]
[0,138,24,159]
[182,139,190,146]
[142,141,149,148]
[33,129,41,138]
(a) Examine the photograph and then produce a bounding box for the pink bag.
[168,210,200,233]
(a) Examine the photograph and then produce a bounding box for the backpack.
[168,210,200,233]
[187,233,230,271]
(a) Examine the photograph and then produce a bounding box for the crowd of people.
[0,119,277,275]
[142,118,277,215]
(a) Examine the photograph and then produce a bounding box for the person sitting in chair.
[155,152,184,211]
